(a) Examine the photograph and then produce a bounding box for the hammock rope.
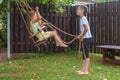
[19,0,77,43]
[18,0,77,45]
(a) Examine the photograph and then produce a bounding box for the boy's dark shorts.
[82,38,92,60]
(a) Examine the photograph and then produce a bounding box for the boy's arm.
[42,22,48,26]
[78,24,88,41]
[37,20,46,30]
[41,26,46,30]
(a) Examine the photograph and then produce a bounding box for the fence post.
[7,1,11,59]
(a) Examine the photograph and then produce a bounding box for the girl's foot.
[56,44,68,47]
[59,44,68,47]
[56,44,60,46]
[77,71,89,75]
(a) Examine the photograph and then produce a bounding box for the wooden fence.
[88,1,120,53]
[10,1,120,53]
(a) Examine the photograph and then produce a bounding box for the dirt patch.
[0,73,28,77]
[0,50,7,62]
[0,49,29,62]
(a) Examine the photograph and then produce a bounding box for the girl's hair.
[27,11,35,27]
[28,11,35,19]
[78,5,88,16]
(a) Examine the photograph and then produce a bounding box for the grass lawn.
[0,52,120,80]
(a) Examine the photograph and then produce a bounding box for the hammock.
[16,1,78,46]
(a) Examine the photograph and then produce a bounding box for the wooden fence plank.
[63,6,67,47]
[19,13,25,53]
[109,2,113,45]
[58,13,64,52]
[54,13,59,52]
[114,1,118,45]
[71,6,76,50]
[14,13,20,53]
[105,2,109,45]
[118,1,120,45]
[94,3,97,53]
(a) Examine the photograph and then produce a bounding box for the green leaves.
[0,27,7,48]
[27,0,74,13]
[0,0,74,25]
[0,0,9,23]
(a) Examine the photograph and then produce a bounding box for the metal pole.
[7,1,10,59]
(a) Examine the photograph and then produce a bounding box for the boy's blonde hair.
[78,5,88,16]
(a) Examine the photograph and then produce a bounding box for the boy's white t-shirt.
[80,16,92,39]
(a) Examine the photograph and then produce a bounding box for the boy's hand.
[43,22,48,25]
[35,6,39,11]
[77,34,84,41]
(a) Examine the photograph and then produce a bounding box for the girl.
[76,5,92,74]
[28,6,68,47]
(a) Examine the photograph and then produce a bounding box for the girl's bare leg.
[50,31,68,47]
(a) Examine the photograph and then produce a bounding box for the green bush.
[0,28,7,49]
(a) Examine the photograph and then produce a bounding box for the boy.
[76,5,92,75]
